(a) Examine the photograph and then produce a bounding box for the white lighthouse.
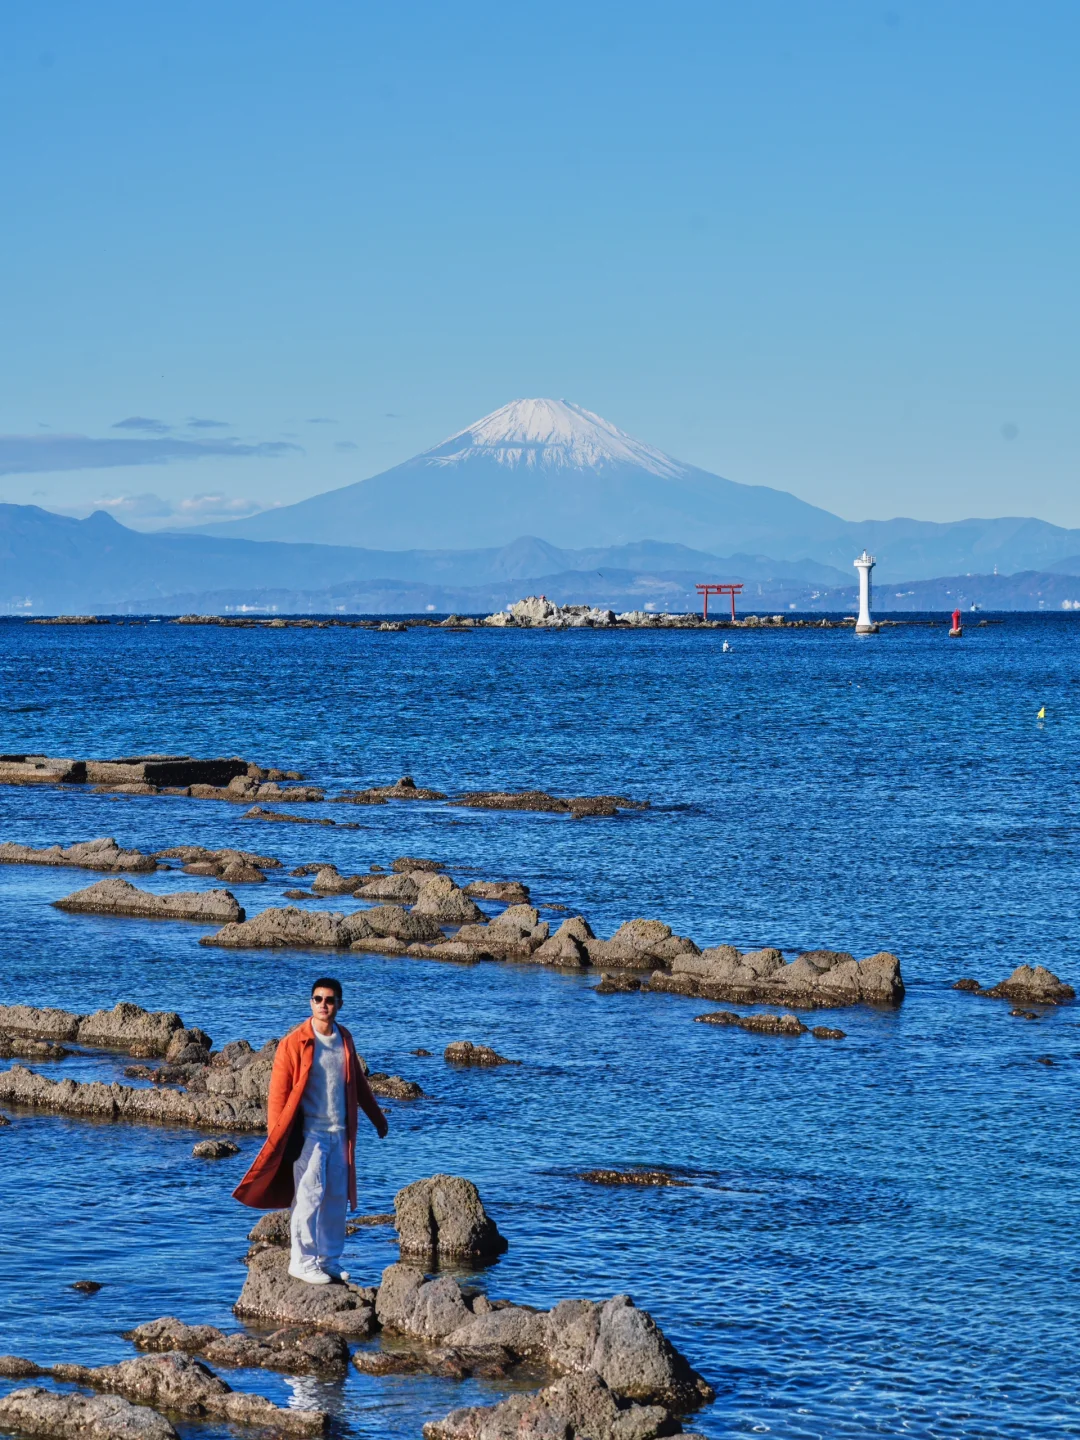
[853,550,878,634]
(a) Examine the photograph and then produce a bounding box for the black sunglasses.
[312,994,339,1005]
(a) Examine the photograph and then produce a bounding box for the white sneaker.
[321,1261,350,1281]
[288,1262,331,1285]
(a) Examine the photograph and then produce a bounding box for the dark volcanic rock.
[353,1344,514,1380]
[234,1247,377,1335]
[694,1010,808,1036]
[812,1025,846,1039]
[576,1169,689,1187]
[443,1041,519,1067]
[54,878,244,924]
[464,880,531,903]
[594,973,642,993]
[72,1280,103,1293]
[451,791,647,818]
[952,977,982,992]
[0,1387,178,1440]
[0,1001,194,1055]
[377,1265,712,1412]
[649,946,904,1008]
[392,856,444,872]
[393,1175,508,1261]
[422,1371,682,1440]
[48,1351,325,1434]
[354,872,420,902]
[339,777,447,803]
[360,905,443,942]
[243,805,342,827]
[366,1072,424,1100]
[977,965,1074,1004]
[0,1032,69,1061]
[0,835,157,872]
[126,1317,348,1375]
[585,919,699,971]
[0,1065,265,1131]
[201,906,374,949]
[412,874,484,923]
[192,1139,240,1159]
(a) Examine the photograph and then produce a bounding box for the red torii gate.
[696,582,744,620]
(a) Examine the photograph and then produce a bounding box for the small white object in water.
[722,640,731,652]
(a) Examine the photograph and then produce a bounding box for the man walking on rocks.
[234,977,388,1284]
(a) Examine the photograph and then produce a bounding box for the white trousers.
[290,1132,348,1270]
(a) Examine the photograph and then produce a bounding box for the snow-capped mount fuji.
[425,398,688,479]
[195,397,843,553]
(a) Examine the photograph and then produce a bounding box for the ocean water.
[0,613,1077,1440]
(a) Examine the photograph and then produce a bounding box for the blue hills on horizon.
[5,397,1080,614]
[3,502,1080,615]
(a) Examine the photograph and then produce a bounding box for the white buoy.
[854,551,879,634]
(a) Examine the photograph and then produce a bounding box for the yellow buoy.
[1037,706,1046,720]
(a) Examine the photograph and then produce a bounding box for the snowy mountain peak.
[424,398,687,479]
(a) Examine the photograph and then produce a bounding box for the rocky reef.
[424,1371,706,1440]
[125,1317,349,1374]
[0,1000,202,1055]
[0,1352,324,1435]
[0,1386,178,1440]
[649,946,903,1008]
[53,878,244,924]
[0,835,158,872]
[953,965,1075,1004]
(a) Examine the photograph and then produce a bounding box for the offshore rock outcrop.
[463,880,530,903]
[339,776,447,804]
[201,906,376,950]
[354,871,422,902]
[0,1032,69,1061]
[376,1265,712,1412]
[47,1352,325,1434]
[453,906,549,958]
[954,965,1075,1004]
[155,846,280,884]
[0,835,157,872]
[452,790,648,818]
[576,1170,690,1187]
[694,1010,808,1037]
[235,1248,377,1335]
[191,1139,240,1159]
[126,1317,349,1375]
[242,805,342,827]
[423,1371,703,1440]
[585,919,699,971]
[443,1042,519,1068]
[412,874,484,924]
[53,878,244,924]
[0,1001,196,1054]
[393,1175,508,1262]
[0,1065,266,1131]
[649,947,904,1008]
[0,1386,178,1440]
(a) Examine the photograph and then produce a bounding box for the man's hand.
[376,1114,389,1140]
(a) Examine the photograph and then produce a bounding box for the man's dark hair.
[311,976,343,1003]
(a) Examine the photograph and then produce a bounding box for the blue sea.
[0,614,1077,1439]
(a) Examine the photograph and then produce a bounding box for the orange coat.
[233,1019,386,1210]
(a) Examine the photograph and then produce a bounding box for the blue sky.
[1,1,1077,530]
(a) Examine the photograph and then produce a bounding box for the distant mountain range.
[0,503,845,613]
[185,398,1080,581]
[5,397,1080,615]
